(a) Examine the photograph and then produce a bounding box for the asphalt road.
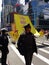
[0,36,49,65]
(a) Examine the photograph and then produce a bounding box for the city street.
[0,0,49,65]
[0,39,49,65]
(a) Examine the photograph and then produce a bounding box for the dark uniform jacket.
[17,32,37,55]
[0,35,9,54]
[0,35,2,50]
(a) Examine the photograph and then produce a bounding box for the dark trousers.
[1,51,7,65]
[24,52,33,65]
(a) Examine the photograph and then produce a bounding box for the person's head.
[24,24,31,33]
[1,28,8,35]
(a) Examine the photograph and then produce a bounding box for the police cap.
[1,28,8,32]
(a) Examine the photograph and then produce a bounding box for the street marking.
[39,48,49,54]
[6,59,10,65]
[10,44,49,65]
[34,53,49,64]
[10,44,34,65]
[0,52,1,58]
[46,47,49,48]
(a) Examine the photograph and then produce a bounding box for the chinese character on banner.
[20,16,26,25]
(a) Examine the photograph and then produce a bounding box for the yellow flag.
[14,14,39,36]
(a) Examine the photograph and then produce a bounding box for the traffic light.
[44,0,49,2]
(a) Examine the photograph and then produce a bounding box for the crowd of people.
[0,24,37,65]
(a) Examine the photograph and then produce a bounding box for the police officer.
[17,24,37,65]
[0,30,2,51]
[1,28,9,65]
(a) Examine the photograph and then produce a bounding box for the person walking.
[1,28,9,65]
[17,24,37,65]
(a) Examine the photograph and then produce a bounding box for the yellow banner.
[14,14,39,36]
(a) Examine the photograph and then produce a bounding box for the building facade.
[23,0,49,30]
[1,0,18,28]
[3,0,17,5]
[1,4,14,27]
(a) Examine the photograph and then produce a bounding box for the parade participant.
[17,24,37,65]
